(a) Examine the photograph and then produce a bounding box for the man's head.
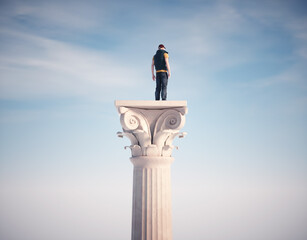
[158,44,166,49]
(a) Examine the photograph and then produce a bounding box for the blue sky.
[0,0,307,239]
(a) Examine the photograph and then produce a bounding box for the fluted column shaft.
[131,157,173,240]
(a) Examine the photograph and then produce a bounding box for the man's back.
[154,49,168,72]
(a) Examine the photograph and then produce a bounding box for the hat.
[158,44,166,49]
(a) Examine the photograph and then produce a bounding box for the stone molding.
[130,156,174,168]
[116,101,187,157]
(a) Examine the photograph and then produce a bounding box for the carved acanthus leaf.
[117,131,138,145]
[118,107,186,157]
[165,132,187,147]
[120,110,150,137]
[153,109,185,137]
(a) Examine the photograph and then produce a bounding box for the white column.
[115,101,187,240]
[131,157,173,240]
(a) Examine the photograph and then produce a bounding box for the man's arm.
[151,59,156,81]
[165,57,171,78]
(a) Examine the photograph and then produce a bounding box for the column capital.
[115,100,188,157]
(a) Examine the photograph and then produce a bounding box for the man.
[151,44,171,100]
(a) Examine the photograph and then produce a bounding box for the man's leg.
[161,72,168,100]
[155,74,162,100]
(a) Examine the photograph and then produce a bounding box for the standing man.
[151,44,171,100]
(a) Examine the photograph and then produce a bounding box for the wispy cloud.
[1,0,306,101]
[0,29,141,100]
[1,0,102,31]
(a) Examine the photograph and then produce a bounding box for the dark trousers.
[155,72,168,100]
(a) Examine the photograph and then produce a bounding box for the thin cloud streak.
[0,0,102,31]
[0,29,141,99]
[1,0,306,100]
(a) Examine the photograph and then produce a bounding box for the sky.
[0,0,307,239]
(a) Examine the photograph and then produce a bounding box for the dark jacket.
[154,50,168,71]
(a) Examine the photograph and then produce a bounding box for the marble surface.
[115,100,188,240]
[116,100,188,157]
[115,100,187,111]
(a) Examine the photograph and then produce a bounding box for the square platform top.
[115,100,187,110]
